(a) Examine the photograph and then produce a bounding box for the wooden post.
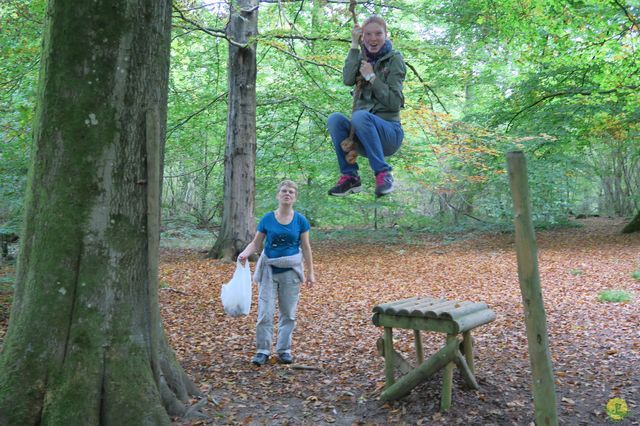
[414,330,424,365]
[440,334,456,411]
[384,327,395,387]
[462,331,474,374]
[452,351,479,389]
[507,151,558,426]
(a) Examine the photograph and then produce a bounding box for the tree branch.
[612,0,639,28]
[263,41,341,72]
[164,160,222,179]
[167,93,227,138]
[507,85,640,131]
[405,61,449,114]
[438,193,489,223]
[323,0,404,11]
[172,4,248,47]
[172,5,226,38]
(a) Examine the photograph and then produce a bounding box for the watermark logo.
[606,397,628,422]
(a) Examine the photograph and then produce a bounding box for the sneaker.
[328,175,362,196]
[251,353,269,366]
[375,171,394,197]
[277,353,293,364]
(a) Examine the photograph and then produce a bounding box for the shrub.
[597,289,632,303]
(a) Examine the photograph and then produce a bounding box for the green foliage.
[0,174,25,236]
[313,227,412,245]
[160,226,214,250]
[0,1,45,237]
[2,0,639,241]
[0,274,15,285]
[163,8,229,228]
[313,225,474,246]
[597,289,632,303]
[570,268,582,276]
[0,275,15,305]
[632,270,640,281]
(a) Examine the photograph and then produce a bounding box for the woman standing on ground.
[238,180,316,366]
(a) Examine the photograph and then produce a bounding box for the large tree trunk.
[0,1,199,425]
[209,0,258,260]
[622,210,640,233]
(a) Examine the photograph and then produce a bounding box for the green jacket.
[343,47,406,122]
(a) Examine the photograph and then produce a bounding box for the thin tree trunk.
[311,0,327,49]
[209,0,259,260]
[0,1,198,424]
[507,151,558,426]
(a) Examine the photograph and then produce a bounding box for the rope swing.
[340,0,366,165]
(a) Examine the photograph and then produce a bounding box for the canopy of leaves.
[1,0,638,234]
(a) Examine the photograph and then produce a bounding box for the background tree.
[622,210,640,233]
[208,0,259,260]
[0,1,199,424]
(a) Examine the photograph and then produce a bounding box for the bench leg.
[462,331,474,375]
[376,337,413,375]
[440,334,456,412]
[413,329,424,365]
[453,351,479,389]
[384,327,395,388]
[380,337,460,402]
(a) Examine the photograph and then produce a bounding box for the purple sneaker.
[328,175,362,196]
[375,171,394,197]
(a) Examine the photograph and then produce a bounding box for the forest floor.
[1,218,639,425]
[162,217,639,425]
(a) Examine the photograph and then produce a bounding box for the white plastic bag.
[220,259,252,317]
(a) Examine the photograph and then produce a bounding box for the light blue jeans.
[327,110,403,176]
[255,269,301,355]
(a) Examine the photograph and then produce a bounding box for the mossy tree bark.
[0,1,199,425]
[622,210,640,233]
[209,0,259,261]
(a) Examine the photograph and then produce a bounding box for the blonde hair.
[362,15,387,34]
[277,179,298,194]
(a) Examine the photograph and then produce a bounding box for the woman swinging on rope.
[327,12,406,197]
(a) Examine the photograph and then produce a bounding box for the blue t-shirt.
[258,211,310,273]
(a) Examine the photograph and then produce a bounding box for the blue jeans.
[255,269,301,355]
[327,110,403,176]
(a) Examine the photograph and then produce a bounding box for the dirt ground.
[0,218,638,425]
[161,218,639,425]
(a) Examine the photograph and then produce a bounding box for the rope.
[349,0,359,25]
[341,0,366,164]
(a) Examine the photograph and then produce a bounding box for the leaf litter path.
[164,218,636,425]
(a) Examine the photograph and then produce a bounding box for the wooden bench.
[372,296,496,411]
